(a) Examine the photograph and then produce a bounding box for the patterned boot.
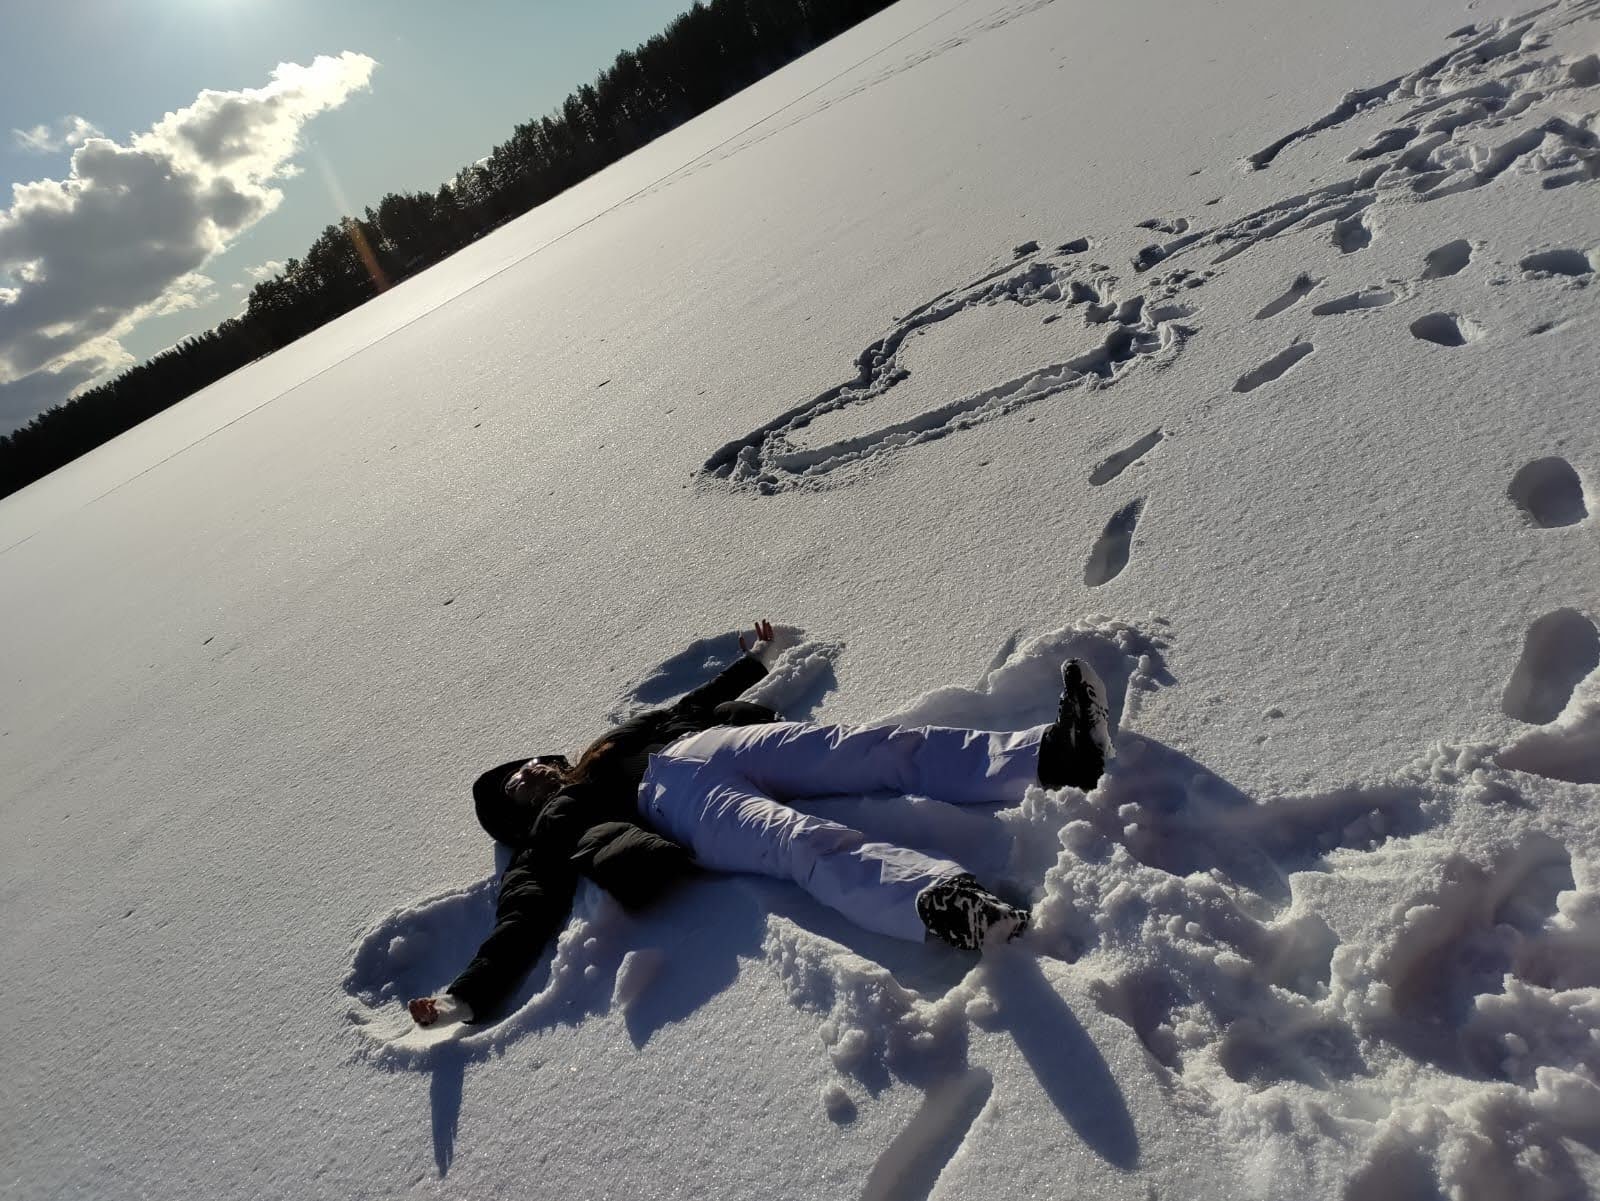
[917,874,1030,950]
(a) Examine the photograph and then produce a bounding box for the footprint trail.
[698,4,1598,500]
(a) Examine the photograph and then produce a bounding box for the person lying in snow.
[408,621,1112,1027]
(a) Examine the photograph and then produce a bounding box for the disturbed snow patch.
[340,605,1600,1199]
[1014,710,1600,1201]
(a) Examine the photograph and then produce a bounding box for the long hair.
[566,735,618,785]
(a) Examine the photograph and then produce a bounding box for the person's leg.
[643,763,969,941]
[674,721,1048,805]
[643,734,1033,947]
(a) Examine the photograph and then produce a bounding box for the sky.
[0,0,696,433]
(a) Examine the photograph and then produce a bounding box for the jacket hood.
[473,754,570,846]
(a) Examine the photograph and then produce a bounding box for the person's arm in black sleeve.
[673,620,800,715]
[674,654,767,715]
[409,792,592,1027]
[440,848,578,1022]
[711,699,780,726]
[571,821,696,909]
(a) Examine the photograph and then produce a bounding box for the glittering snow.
[4,0,1599,1197]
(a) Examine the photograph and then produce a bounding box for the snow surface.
[5,0,1600,1196]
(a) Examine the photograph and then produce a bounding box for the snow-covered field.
[5,0,1600,1195]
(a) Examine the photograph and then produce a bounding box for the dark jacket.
[447,652,776,1019]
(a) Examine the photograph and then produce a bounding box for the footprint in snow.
[1508,457,1589,528]
[1310,286,1398,316]
[1084,499,1143,587]
[1255,274,1320,320]
[1519,248,1595,278]
[1090,430,1164,486]
[1233,342,1314,393]
[1348,125,1419,162]
[1332,210,1375,254]
[1501,608,1600,725]
[1409,312,1483,347]
[1136,216,1191,236]
[1422,239,1474,279]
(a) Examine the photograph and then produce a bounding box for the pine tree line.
[0,0,894,498]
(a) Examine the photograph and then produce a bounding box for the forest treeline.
[0,0,894,498]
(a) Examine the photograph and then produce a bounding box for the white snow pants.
[637,721,1046,942]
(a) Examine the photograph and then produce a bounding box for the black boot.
[1037,659,1113,792]
[917,874,1030,950]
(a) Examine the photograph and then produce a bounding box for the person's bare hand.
[408,997,440,1027]
[739,620,775,652]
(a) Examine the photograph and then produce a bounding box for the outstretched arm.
[674,620,800,714]
[409,850,578,1026]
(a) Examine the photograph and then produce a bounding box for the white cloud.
[150,272,218,316]
[245,259,286,281]
[11,116,102,154]
[0,52,376,433]
[0,340,130,432]
[225,260,286,300]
